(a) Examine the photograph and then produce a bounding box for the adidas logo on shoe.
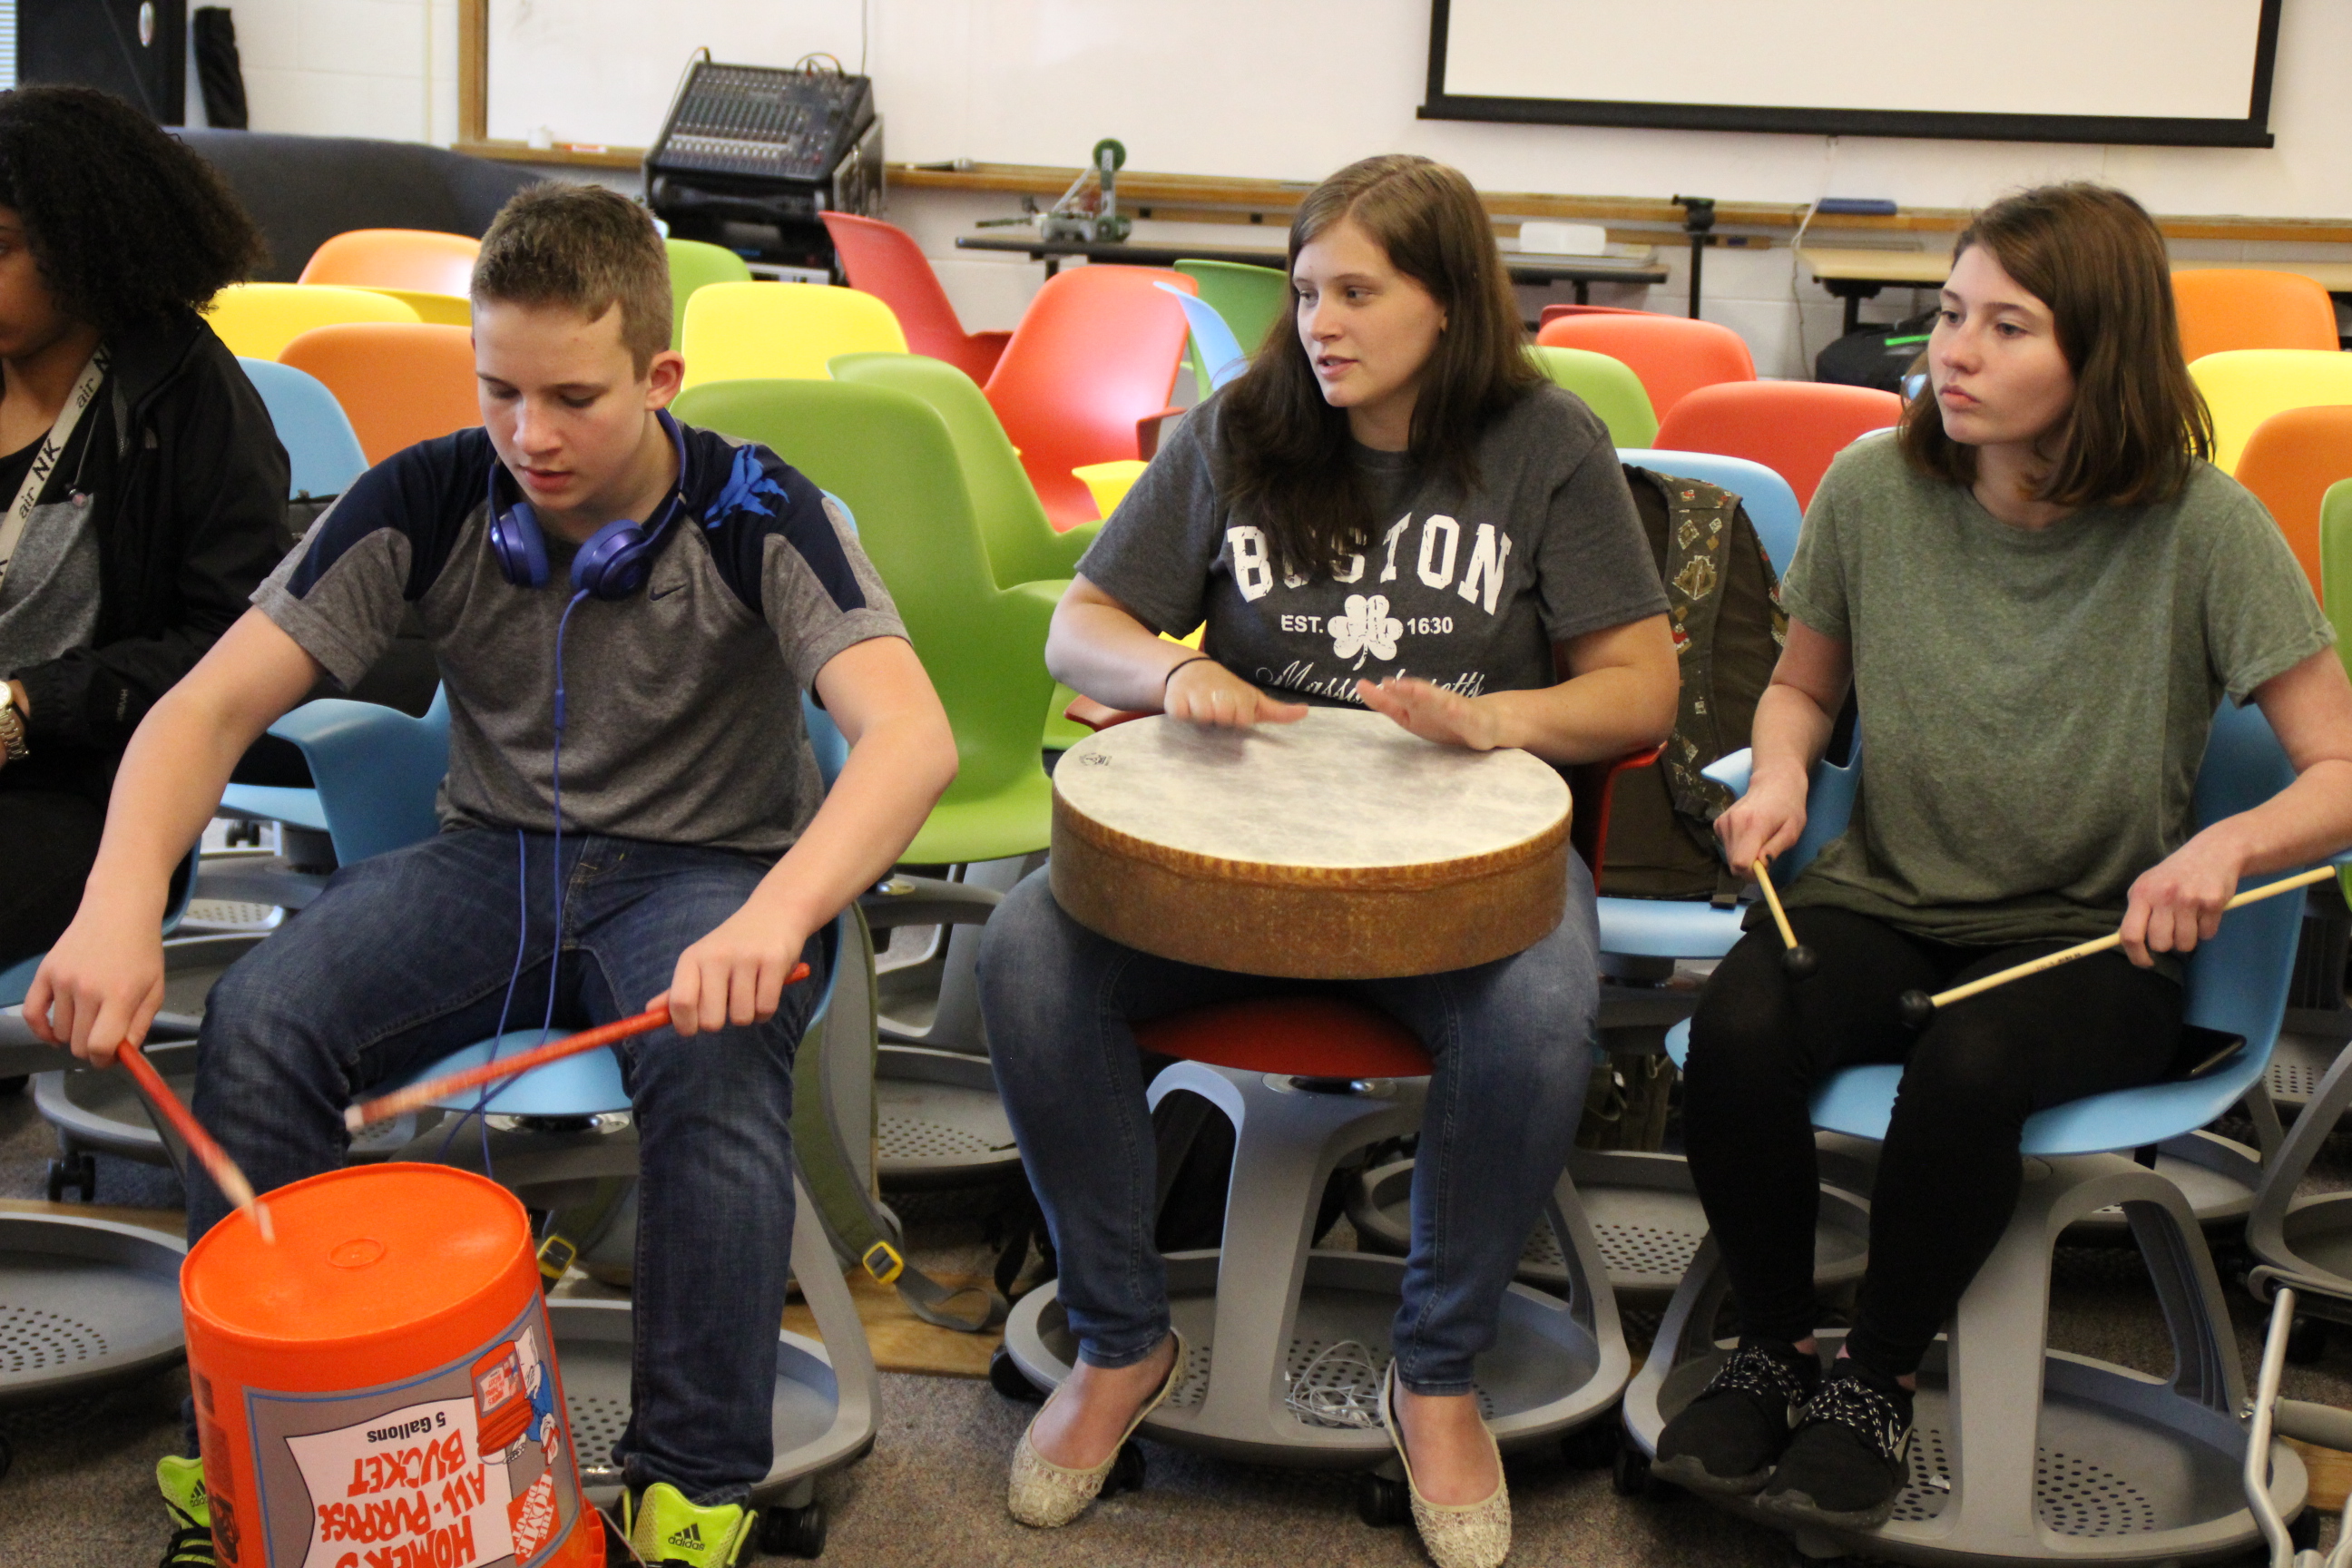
[666,1522,705,1550]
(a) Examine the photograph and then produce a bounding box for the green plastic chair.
[664,238,754,352]
[1528,345,1660,448]
[2318,478,2352,904]
[1177,259,1289,358]
[831,350,1097,750]
[671,377,1055,864]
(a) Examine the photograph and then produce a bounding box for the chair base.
[2063,1130,2262,1238]
[1627,1151,2299,1565]
[0,1212,187,1411]
[1345,1142,1875,1304]
[874,1044,1024,1189]
[1002,1057,1629,1467]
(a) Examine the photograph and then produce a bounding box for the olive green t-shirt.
[1778,434,2332,950]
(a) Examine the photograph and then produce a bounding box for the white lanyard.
[0,347,108,598]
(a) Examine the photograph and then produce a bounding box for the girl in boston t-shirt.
[977,153,1676,1567]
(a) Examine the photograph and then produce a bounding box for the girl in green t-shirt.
[1659,182,2352,1530]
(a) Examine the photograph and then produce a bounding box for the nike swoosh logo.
[649,583,685,601]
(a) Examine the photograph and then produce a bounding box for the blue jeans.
[185,827,824,1506]
[977,860,1599,1396]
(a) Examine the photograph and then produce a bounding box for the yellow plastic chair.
[1073,460,1149,518]
[358,288,471,326]
[206,283,421,360]
[679,281,906,390]
[665,239,754,351]
[2188,348,2352,474]
[1528,345,1660,447]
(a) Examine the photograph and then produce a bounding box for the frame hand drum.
[1049,708,1572,979]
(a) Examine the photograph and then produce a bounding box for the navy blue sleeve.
[694,437,867,617]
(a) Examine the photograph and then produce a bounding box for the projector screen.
[1422,0,2281,147]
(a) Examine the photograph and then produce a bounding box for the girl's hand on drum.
[2120,836,2242,967]
[1713,771,1808,877]
[1357,675,1501,750]
[1165,659,1308,729]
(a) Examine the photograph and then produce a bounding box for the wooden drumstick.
[116,1040,275,1244]
[341,965,810,1133]
[1896,866,2337,1029]
[1752,858,1817,980]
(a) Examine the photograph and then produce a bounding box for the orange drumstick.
[341,962,811,1133]
[117,1040,275,1244]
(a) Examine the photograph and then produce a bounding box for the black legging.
[1681,905,2183,1379]
[0,785,104,968]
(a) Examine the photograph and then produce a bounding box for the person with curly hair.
[0,84,285,969]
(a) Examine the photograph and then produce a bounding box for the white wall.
[203,0,461,144]
[202,0,2352,375]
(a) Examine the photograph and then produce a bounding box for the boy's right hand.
[24,897,168,1067]
[1714,769,1810,881]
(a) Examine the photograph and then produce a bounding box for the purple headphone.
[485,410,691,600]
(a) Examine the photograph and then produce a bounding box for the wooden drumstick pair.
[1751,857,2332,1024]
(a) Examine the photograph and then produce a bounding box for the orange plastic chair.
[1536,312,1757,421]
[298,229,482,297]
[2172,270,2340,366]
[823,211,1011,386]
[2233,404,2352,599]
[1536,303,1649,326]
[279,322,479,466]
[984,265,1195,530]
[1653,380,1906,508]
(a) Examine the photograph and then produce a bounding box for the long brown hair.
[1220,154,1538,575]
[1898,182,2211,507]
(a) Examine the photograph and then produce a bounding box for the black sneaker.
[1758,1357,1914,1529]
[1653,1338,1820,1495]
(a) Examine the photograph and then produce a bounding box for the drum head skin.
[1051,709,1571,978]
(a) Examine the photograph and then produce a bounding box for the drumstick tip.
[249,1200,277,1245]
[1897,989,1936,1030]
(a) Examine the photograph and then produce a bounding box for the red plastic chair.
[1536,304,1650,326]
[1536,314,1756,422]
[2234,404,2352,600]
[985,266,1196,530]
[1653,380,1906,508]
[822,211,1012,386]
[279,322,479,466]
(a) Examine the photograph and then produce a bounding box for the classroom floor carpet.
[5,1083,2352,1567]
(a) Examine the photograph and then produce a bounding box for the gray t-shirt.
[1079,383,1668,704]
[1779,433,2333,949]
[255,424,907,856]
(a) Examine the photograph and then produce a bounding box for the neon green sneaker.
[622,1482,756,1567]
[156,1454,215,1566]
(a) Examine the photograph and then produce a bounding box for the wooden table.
[956,233,1668,302]
[1800,246,2352,334]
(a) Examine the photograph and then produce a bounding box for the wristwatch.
[0,681,26,763]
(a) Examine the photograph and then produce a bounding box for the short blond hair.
[471,183,671,374]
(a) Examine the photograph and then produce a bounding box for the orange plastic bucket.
[182,1163,603,1568]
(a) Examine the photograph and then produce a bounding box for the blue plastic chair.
[1157,282,1249,394]
[1617,446,1803,576]
[1630,701,2318,1562]
[239,357,369,501]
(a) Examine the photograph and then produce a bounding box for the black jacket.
[7,308,289,799]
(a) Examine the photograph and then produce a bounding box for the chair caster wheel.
[2287,1314,2330,1366]
[759,1500,827,1559]
[0,1074,26,1096]
[1612,1438,1654,1498]
[1560,1417,1621,1469]
[1100,1441,1145,1499]
[988,1346,1044,1404]
[45,1152,94,1203]
[1356,1470,1410,1527]
[2290,1506,2324,1553]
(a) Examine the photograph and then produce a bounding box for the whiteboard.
[1426,0,2280,147]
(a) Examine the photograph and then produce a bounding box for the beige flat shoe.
[1007,1331,1186,1528]
[1383,1363,1512,1568]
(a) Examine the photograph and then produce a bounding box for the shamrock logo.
[1329,593,1401,666]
